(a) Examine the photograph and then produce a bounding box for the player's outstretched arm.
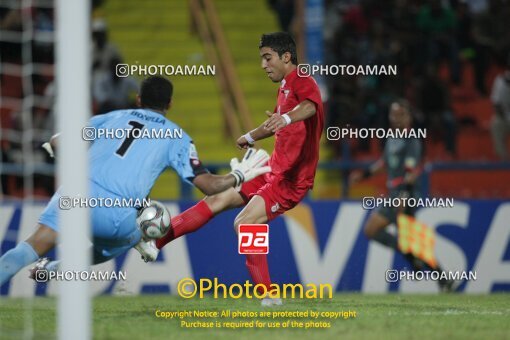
[237,100,316,149]
[192,148,271,195]
[236,99,316,148]
[264,99,317,133]
[349,158,385,185]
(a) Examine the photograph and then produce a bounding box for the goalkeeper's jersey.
[88,108,207,200]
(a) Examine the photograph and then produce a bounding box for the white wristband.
[244,132,255,144]
[281,113,292,126]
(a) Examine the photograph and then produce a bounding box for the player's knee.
[203,194,231,215]
[364,224,376,239]
[233,215,244,233]
[364,213,388,239]
[203,189,240,215]
[233,213,252,233]
[363,218,378,239]
[234,213,266,234]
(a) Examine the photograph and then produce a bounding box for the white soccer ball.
[136,200,171,239]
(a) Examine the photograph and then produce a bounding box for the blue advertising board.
[1,200,509,296]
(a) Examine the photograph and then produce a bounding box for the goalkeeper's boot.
[28,257,50,281]
[134,239,159,262]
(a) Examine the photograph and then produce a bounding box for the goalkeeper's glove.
[230,148,257,177]
[230,148,271,189]
[42,142,55,158]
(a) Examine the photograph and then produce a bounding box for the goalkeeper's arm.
[193,173,238,196]
[192,149,270,196]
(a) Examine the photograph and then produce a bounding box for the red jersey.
[267,69,324,188]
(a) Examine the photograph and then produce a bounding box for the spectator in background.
[415,63,457,156]
[342,0,383,38]
[0,7,22,63]
[267,0,295,32]
[490,55,510,160]
[472,0,510,65]
[472,0,510,94]
[452,0,488,95]
[416,0,460,84]
[92,19,121,73]
[93,57,138,114]
[32,6,54,64]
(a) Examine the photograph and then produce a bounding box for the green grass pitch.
[1,294,509,339]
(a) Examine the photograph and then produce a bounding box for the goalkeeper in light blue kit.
[0,75,270,286]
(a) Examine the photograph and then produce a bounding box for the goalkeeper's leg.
[0,224,56,285]
[155,188,245,249]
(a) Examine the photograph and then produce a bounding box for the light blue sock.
[0,241,39,285]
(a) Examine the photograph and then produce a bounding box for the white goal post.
[56,0,91,339]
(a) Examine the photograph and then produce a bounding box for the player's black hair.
[259,32,298,65]
[139,76,173,111]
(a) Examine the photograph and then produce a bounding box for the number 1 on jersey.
[116,120,144,157]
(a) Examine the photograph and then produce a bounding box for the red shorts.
[239,174,310,221]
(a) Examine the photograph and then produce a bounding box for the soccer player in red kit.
[135,32,324,305]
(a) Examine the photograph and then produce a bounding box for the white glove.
[42,142,55,158]
[230,148,271,188]
[230,148,257,174]
[230,157,242,191]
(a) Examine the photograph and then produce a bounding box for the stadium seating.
[214,0,279,153]
[104,0,227,198]
[79,1,510,199]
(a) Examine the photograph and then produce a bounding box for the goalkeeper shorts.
[39,183,142,249]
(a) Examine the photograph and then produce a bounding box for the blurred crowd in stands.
[1,0,509,198]
[320,0,510,160]
[0,1,138,197]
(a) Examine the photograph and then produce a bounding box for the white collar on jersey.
[280,79,286,88]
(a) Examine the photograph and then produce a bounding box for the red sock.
[245,254,273,294]
[156,200,213,249]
